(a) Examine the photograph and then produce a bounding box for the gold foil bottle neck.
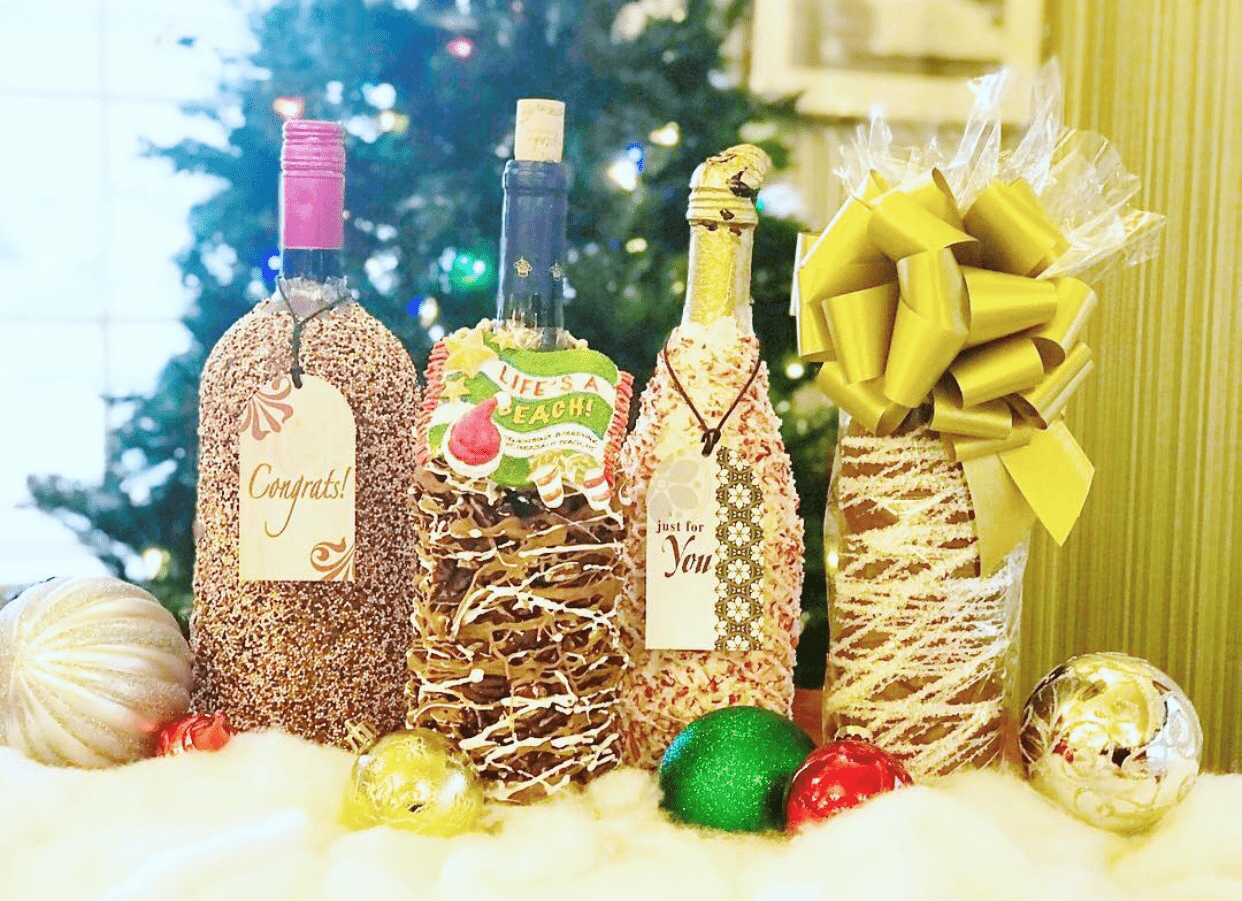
[686,144,771,227]
[683,144,770,330]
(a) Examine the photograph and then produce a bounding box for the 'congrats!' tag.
[645,448,764,651]
[238,374,356,581]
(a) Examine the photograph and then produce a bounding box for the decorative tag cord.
[660,338,763,457]
[276,279,349,388]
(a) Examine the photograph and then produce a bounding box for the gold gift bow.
[793,170,1099,576]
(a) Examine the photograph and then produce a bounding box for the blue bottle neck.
[496,160,568,349]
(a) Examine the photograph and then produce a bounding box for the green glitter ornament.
[658,706,816,833]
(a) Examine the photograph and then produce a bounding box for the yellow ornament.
[341,729,485,836]
[1020,652,1202,834]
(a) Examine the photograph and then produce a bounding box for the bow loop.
[963,179,1069,276]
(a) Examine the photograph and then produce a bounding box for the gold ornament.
[343,720,379,754]
[341,729,485,836]
[1020,652,1202,833]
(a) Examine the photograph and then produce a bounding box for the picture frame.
[749,0,1045,123]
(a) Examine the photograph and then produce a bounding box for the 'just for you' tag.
[645,448,765,651]
[239,374,356,581]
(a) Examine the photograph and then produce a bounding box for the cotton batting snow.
[0,731,1238,901]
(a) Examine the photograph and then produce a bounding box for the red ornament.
[784,739,912,832]
[155,713,233,757]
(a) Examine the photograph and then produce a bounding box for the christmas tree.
[27,0,834,685]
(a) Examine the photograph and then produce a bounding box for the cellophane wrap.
[805,62,1162,778]
[824,412,1026,776]
[835,62,1162,280]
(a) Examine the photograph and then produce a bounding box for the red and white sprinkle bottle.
[616,146,805,767]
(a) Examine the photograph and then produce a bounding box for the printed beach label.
[645,448,764,651]
[239,374,356,581]
[424,325,632,509]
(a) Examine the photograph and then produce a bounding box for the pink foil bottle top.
[280,119,346,251]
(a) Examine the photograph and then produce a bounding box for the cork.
[514,99,565,163]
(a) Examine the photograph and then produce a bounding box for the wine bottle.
[408,100,633,802]
[616,145,805,767]
[192,120,422,746]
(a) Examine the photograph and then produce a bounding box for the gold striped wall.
[779,0,1241,768]
[1030,0,1241,771]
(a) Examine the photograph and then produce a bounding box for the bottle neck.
[682,220,755,334]
[278,164,345,313]
[281,248,342,281]
[496,160,568,350]
[277,249,347,317]
[278,143,345,283]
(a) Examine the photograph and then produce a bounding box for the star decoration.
[514,257,533,278]
[549,262,564,278]
[492,328,522,351]
[440,377,471,401]
[443,327,497,378]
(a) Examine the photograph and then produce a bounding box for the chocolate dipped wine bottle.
[192,120,422,746]
[408,100,633,802]
[616,145,805,767]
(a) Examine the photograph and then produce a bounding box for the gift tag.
[645,448,765,651]
[239,374,356,581]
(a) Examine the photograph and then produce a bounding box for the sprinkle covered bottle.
[616,145,805,767]
[191,120,421,745]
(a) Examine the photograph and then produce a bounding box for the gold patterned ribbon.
[794,170,1099,575]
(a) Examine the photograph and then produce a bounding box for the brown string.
[660,338,763,457]
[276,279,350,388]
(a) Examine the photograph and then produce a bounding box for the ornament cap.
[687,143,770,227]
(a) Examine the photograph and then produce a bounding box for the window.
[0,1,256,589]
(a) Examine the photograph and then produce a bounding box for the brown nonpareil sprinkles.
[192,298,421,747]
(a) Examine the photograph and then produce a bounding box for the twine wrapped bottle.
[822,411,1025,777]
[798,66,1162,779]
[617,145,804,768]
[192,121,421,746]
